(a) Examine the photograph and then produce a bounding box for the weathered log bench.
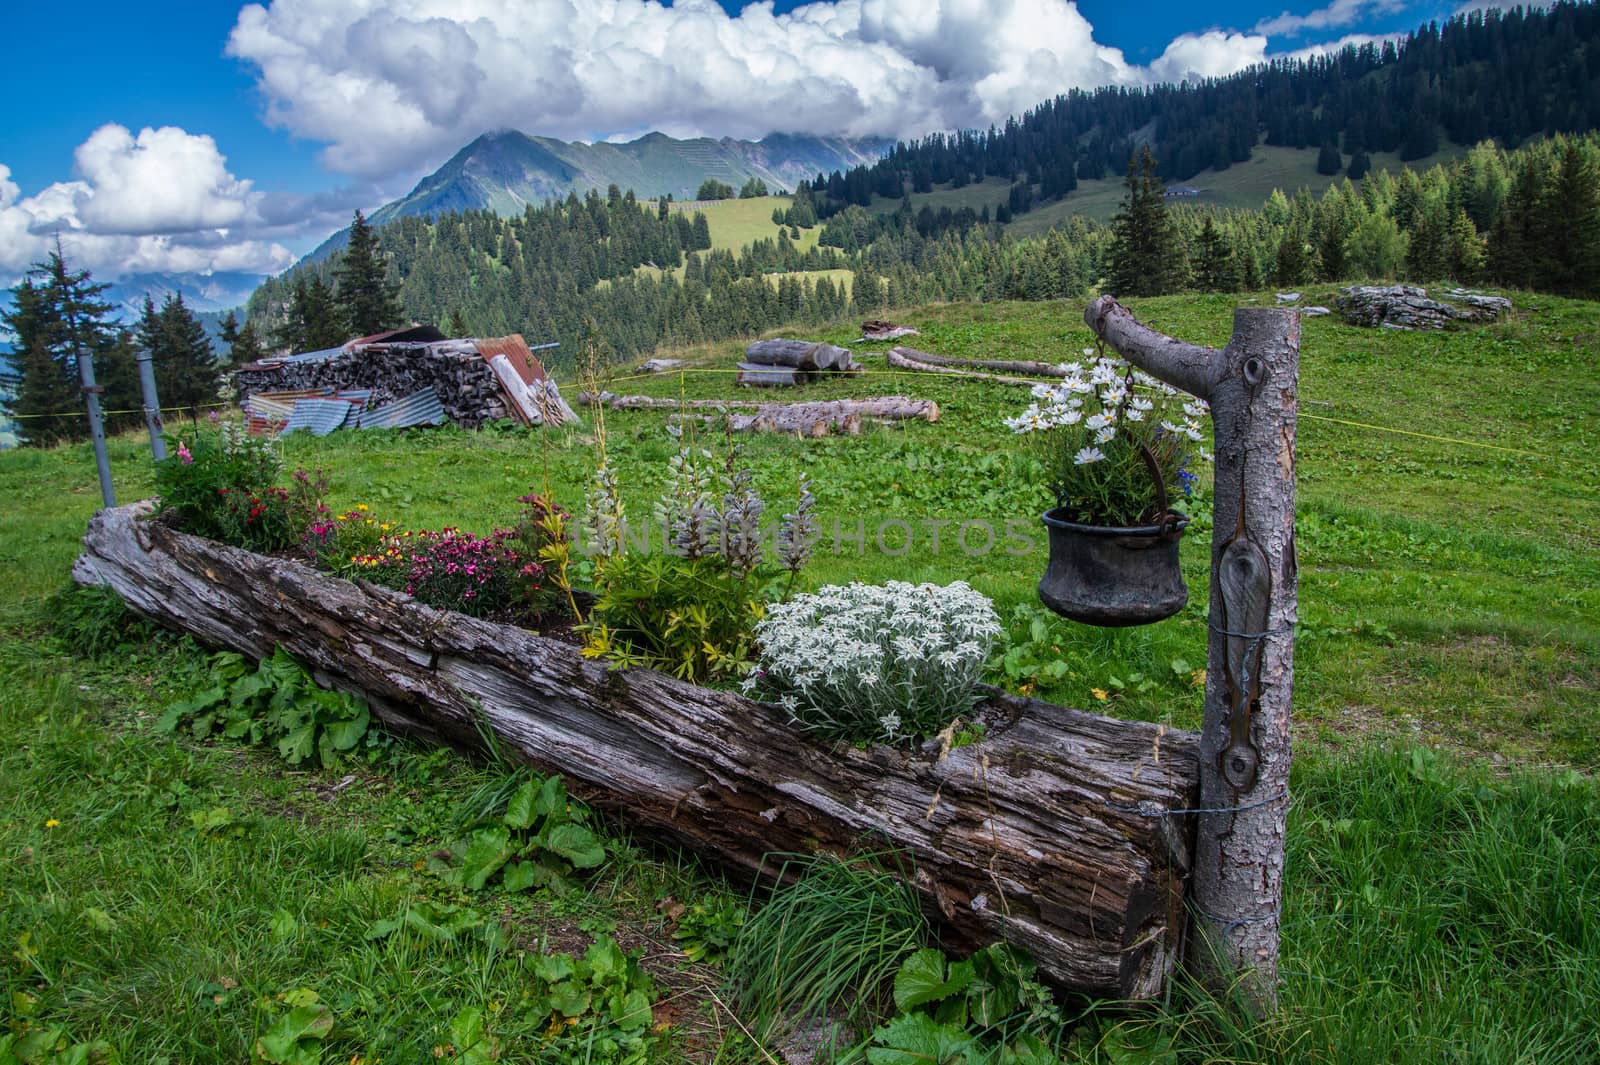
[74,502,1201,999]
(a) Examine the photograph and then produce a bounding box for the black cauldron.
[1037,508,1189,626]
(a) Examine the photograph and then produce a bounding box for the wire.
[5,400,230,421]
[1300,411,1545,459]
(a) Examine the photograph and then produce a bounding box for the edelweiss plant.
[748,580,1001,746]
[1007,347,1211,526]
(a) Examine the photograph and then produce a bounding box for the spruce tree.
[1347,151,1372,181]
[2,250,134,446]
[1107,148,1183,296]
[1316,143,1344,176]
[1194,216,1237,291]
[446,309,471,337]
[139,294,222,421]
[336,210,404,337]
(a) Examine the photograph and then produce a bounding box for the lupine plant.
[1007,348,1211,526]
[583,429,816,683]
[748,580,1002,745]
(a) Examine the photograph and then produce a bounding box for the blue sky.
[0,0,1469,280]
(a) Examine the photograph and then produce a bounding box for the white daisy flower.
[1074,446,1106,465]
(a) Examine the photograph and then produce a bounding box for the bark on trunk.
[1084,296,1298,1010]
[745,339,852,371]
[74,503,1199,1000]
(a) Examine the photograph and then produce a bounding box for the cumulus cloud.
[227,0,1148,179]
[73,125,257,235]
[1149,31,1270,84]
[1254,0,1409,37]
[0,127,295,281]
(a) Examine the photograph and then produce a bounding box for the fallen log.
[890,347,1072,378]
[74,503,1200,1000]
[581,393,940,424]
[737,362,811,387]
[888,347,1042,388]
[668,412,861,437]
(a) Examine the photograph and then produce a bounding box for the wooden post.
[1084,296,1299,1008]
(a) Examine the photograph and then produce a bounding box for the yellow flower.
[45,819,59,828]
[1091,688,1110,701]
[356,504,369,512]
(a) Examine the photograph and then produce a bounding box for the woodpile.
[739,339,863,386]
[75,501,1202,1000]
[238,344,512,428]
[857,319,921,341]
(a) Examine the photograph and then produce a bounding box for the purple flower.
[177,442,193,466]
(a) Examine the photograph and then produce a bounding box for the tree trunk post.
[1084,297,1299,1009]
[76,348,116,509]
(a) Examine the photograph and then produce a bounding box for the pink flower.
[177,442,193,466]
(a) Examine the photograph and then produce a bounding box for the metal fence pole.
[135,348,167,461]
[77,350,116,508]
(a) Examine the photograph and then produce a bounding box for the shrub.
[47,584,159,656]
[391,527,536,618]
[749,580,1002,745]
[303,505,402,579]
[508,491,575,617]
[153,426,326,551]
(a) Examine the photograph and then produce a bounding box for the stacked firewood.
[237,345,511,427]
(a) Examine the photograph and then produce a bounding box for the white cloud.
[1279,31,1400,60]
[73,125,258,235]
[1254,0,1408,37]
[227,0,1145,179]
[1149,31,1269,84]
[0,128,295,281]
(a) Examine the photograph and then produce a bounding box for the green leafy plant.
[525,934,658,1060]
[153,426,327,551]
[749,580,1002,745]
[253,989,334,1065]
[724,852,928,1050]
[157,647,373,769]
[864,944,1063,1064]
[440,772,608,894]
[666,893,746,966]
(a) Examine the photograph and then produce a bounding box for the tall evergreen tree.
[446,309,471,337]
[1193,216,1237,292]
[1316,143,1344,176]
[336,210,404,337]
[1539,140,1600,297]
[138,294,222,421]
[1,250,136,446]
[1107,148,1184,296]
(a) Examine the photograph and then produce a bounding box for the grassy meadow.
[1,288,1598,1062]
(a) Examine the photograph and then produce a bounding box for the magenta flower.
[177,442,193,466]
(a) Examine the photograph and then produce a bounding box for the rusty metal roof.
[347,324,447,349]
[248,388,335,419]
[476,334,551,383]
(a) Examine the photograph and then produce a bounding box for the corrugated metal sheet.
[356,388,444,430]
[347,325,447,349]
[333,389,374,410]
[279,346,347,365]
[249,388,335,420]
[281,398,355,436]
[476,334,551,384]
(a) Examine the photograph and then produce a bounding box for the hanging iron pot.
[1036,445,1190,627]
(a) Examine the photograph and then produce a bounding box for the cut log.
[746,339,852,371]
[887,347,1043,388]
[859,320,921,341]
[738,362,811,387]
[74,503,1199,1000]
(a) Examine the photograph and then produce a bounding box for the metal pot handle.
[1137,443,1181,539]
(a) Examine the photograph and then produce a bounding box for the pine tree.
[1539,140,1600,297]
[1107,148,1184,296]
[1193,216,1237,291]
[1,250,135,446]
[1316,143,1343,176]
[139,294,222,421]
[1347,151,1372,181]
[336,210,404,337]
[446,309,471,337]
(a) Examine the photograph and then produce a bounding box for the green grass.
[1006,144,1475,237]
[2,288,1598,1061]
[656,195,823,254]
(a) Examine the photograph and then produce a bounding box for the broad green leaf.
[546,980,591,1018]
[535,953,576,984]
[534,775,566,820]
[867,1014,974,1065]
[459,826,513,891]
[893,948,973,1010]
[450,1006,498,1065]
[584,934,627,982]
[544,822,606,870]
[1000,1034,1057,1065]
[277,723,317,765]
[362,918,401,941]
[322,705,369,750]
[609,989,653,1034]
[503,778,542,830]
[500,861,542,893]
[254,1003,333,1062]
